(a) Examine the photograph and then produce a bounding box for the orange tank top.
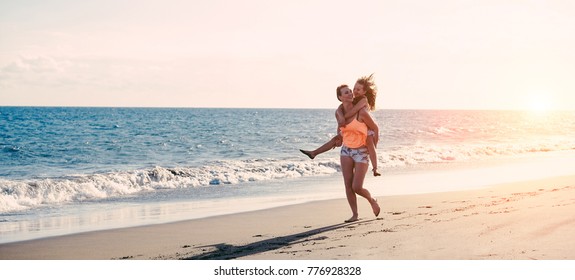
[340,118,368,148]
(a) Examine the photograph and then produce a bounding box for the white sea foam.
[0,159,340,213]
[380,139,575,167]
[2,136,573,213]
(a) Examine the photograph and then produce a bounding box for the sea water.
[1,107,575,243]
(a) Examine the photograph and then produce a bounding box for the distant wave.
[380,139,575,167]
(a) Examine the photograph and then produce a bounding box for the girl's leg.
[366,135,380,176]
[300,135,341,159]
[351,162,381,217]
[340,156,358,222]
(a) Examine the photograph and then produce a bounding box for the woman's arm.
[343,97,368,119]
[335,104,345,128]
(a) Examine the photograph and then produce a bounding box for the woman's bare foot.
[373,168,381,177]
[344,215,359,223]
[299,149,315,159]
[371,198,381,217]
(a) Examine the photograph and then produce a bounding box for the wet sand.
[1,175,575,260]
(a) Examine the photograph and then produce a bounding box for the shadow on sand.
[184,219,375,260]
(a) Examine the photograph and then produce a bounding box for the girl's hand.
[334,135,343,147]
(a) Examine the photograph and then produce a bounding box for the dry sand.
[1,175,575,260]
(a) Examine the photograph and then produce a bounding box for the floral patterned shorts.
[340,145,369,164]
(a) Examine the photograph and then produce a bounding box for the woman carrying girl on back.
[336,83,380,222]
[300,74,381,176]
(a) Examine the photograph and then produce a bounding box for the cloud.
[0,55,184,106]
[0,55,67,92]
[1,55,161,91]
[2,55,67,74]
[0,53,342,108]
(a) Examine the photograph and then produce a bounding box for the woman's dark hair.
[336,84,349,102]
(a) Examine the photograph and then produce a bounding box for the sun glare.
[526,92,554,112]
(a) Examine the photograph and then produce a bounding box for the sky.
[1,0,575,110]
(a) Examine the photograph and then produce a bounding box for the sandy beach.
[1,175,574,260]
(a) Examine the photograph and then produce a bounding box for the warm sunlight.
[526,92,554,112]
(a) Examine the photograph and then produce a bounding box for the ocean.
[1,107,575,244]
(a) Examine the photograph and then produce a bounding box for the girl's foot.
[373,169,381,176]
[371,198,381,217]
[299,149,315,159]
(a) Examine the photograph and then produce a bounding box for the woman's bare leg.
[340,156,358,222]
[351,162,381,217]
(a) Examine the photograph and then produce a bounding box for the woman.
[300,74,381,176]
[336,84,381,223]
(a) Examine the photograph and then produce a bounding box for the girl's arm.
[359,108,379,146]
[343,97,368,119]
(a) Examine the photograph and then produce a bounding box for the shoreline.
[1,174,574,260]
[5,149,575,245]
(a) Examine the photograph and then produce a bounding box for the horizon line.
[1,105,574,112]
